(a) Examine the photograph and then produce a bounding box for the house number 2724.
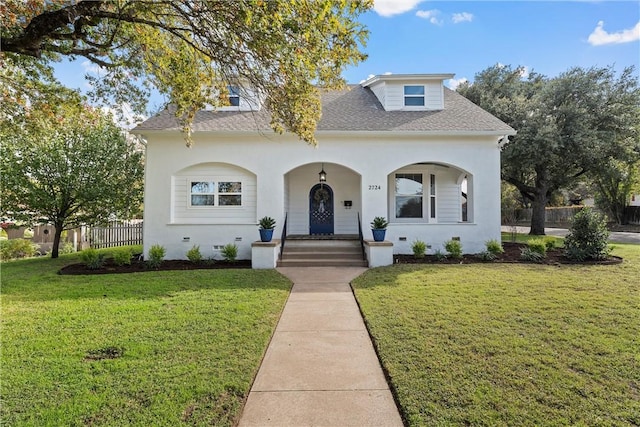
[368,185,381,190]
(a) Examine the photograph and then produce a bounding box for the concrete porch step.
[278,238,367,267]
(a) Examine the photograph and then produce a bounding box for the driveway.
[501,226,640,245]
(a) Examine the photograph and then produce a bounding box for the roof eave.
[361,73,456,87]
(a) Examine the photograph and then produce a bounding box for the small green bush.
[0,239,39,260]
[564,208,610,261]
[520,247,545,263]
[479,251,497,262]
[221,243,238,262]
[112,247,133,266]
[527,238,547,256]
[543,236,557,250]
[444,239,462,259]
[411,240,427,258]
[81,248,105,269]
[186,245,203,263]
[147,244,166,269]
[485,239,504,256]
[433,249,446,261]
[60,242,75,255]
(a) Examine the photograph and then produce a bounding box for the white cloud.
[588,20,640,46]
[519,66,530,79]
[81,60,105,76]
[416,9,443,25]
[101,103,147,130]
[452,12,474,24]
[446,78,468,90]
[374,0,424,17]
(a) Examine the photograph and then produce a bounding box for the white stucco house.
[132,73,515,268]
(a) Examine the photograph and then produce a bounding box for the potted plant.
[370,216,389,242]
[258,216,276,242]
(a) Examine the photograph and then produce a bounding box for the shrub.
[433,249,446,261]
[479,251,497,262]
[564,208,610,261]
[113,247,133,266]
[60,242,75,255]
[186,245,203,263]
[81,248,105,269]
[485,239,504,256]
[221,243,238,262]
[520,247,545,263]
[543,236,557,250]
[147,244,166,269]
[444,239,462,259]
[411,240,427,258]
[526,238,547,256]
[0,239,39,260]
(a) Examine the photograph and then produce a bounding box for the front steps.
[278,238,368,267]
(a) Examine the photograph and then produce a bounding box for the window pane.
[228,96,240,106]
[219,195,242,206]
[396,196,423,218]
[404,96,425,106]
[396,174,422,195]
[191,195,215,206]
[430,197,436,218]
[430,174,436,195]
[219,182,242,193]
[191,181,213,193]
[404,85,425,95]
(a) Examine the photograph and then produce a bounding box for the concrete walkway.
[238,267,403,427]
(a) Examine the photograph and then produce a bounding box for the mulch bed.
[59,258,251,275]
[394,242,622,265]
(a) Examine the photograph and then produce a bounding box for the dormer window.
[228,85,240,106]
[404,85,425,106]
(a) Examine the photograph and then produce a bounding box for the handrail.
[357,212,366,261]
[279,213,288,259]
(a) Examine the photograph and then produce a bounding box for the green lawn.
[353,244,640,426]
[1,249,291,426]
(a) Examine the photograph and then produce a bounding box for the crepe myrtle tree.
[0,95,144,258]
[459,64,640,234]
[1,0,371,146]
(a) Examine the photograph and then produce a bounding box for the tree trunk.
[529,191,548,235]
[51,223,64,258]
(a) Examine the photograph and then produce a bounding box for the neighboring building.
[132,73,516,267]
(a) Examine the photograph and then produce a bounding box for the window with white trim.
[228,85,240,106]
[395,174,423,218]
[404,85,425,106]
[189,180,242,207]
[429,174,436,219]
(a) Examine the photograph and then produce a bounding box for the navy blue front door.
[309,184,334,235]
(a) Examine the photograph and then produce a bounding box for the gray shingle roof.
[133,85,515,134]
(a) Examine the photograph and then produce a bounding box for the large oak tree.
[458,64,640,234]
[1,0,371,145]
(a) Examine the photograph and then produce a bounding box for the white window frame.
[389,168,439,223]
[429,173,437,221]
[187,178,243,208]
[403,85,425,107]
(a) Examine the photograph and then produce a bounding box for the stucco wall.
[141,131,502,259]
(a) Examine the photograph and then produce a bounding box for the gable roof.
[133,85,515,135]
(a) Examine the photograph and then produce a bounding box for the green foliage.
[1,1,371,146]
[59,242,75,255]
[444,239,463,259]
[593,159,640,225]
[0,99,144,258]
[478,251,497,262]
[147,244,166,269]
[258,216,276,230]
[370,216,389,230]
[221,244,238,262]
[527,238,547,256]
[459,64,640,234]
[0,239,39,260]
[543,236,557,250]
[485,239,504,256]
[520,248,546,263]
[564,208,611,261]
[186,245,203,264]
[411,240,427,258]
[112,247,133,266]
[81,249,105,270]
[433,250,446,262]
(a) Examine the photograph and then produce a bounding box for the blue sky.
[53,1,639,116]
[346,0,639,88]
